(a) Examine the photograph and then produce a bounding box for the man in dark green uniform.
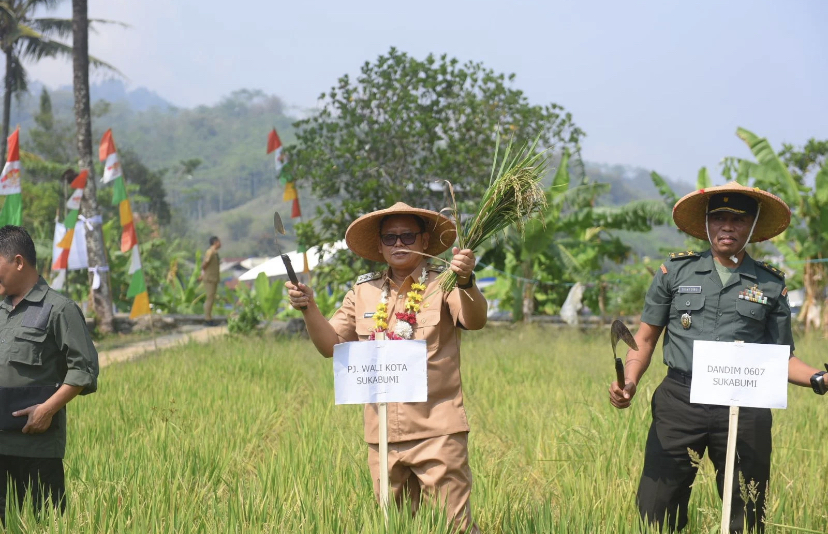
[608,182,828,533]
[0,226,98,523]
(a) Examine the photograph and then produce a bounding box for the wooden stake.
[375,331,389,515]
[721,405,740,534]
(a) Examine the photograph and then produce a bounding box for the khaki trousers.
[203,280,218,320]
[368,432,479,533]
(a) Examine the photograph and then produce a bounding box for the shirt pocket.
[8,329,47,366]
[355,318,375,341]
[414,307,442,352]
[734,299,768,340]
[673,294,705,331]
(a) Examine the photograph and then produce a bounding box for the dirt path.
[98,325,229,368]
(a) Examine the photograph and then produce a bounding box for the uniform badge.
[739,285,767,305]
[681,312,692,330]
[678,286,702,294]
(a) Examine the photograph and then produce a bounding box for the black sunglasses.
[380,232,422,246]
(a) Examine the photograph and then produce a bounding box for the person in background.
[199,236,221,326]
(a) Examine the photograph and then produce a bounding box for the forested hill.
[10,80,691,257]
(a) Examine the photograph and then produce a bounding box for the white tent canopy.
[238,240,348,281]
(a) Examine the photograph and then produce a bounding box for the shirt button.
[718,311,722,316]
[750,310,755,315]
[685,300,691,306]
[716,336,720,341]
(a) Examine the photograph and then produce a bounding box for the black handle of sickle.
[282,254,306,310]
[615,357,626,388]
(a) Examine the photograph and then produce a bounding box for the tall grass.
[4,327,827,533]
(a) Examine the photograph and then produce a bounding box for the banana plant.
[722,128,828,333]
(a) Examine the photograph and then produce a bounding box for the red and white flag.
[99,129,123,183]
[267,128,285,175]
[0,128,21,195]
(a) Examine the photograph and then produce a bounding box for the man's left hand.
[451,247,476,284]
[14,404,54,434]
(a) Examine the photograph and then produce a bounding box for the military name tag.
[679,286,702,294]
[363,312,375,318]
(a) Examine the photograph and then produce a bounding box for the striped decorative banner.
[53,170,88,271]
[99,129,150,319]
[0,128,22,226]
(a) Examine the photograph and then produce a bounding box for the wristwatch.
[457,272,476,290]
[810,371,827,395]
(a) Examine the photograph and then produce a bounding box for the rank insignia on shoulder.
[754,260,785,279]
[427,263,447,273]
[356,271,382,285]
[668,251,699,260]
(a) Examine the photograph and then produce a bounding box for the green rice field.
[5,326,827,533]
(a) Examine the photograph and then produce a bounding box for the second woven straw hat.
[672,181,791,242]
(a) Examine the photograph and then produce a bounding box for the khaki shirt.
[641,250,794,374]
[0,277,99,458]
[203,247,220,283]
[329,260,471,444]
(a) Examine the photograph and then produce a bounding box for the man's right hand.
[609,380,637,409]
[286,281,314,311]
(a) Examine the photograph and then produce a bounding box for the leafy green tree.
[289,47,585,278]
[29,86,74,162]
[723,129,828,333]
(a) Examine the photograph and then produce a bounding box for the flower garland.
[370,267,428,340]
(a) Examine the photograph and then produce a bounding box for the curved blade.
[273,212,286,235]
[611,319,638,358]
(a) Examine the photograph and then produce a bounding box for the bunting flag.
[266,128,285,177]
[0,128,22,226]
[53,170,88,271]
[283,181,297,201]
[99,129,123,184]
[50,217,89,290]
[291,197,302,218]
[99,129,150,318]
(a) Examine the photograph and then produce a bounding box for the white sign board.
[333,340,428,405]
[690,340,789,409]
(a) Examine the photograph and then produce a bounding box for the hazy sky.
[26,0,828,184]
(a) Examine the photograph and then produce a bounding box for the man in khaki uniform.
[0,226,98,523]
[287,202,487,533]
[199,236,221,325]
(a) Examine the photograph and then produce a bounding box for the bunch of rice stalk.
[439,135,550,292]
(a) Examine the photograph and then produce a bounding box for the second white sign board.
[690,340,789,409]
[333,339,428,405]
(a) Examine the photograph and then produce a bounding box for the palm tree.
[72,0,113,332]
[0,0,116,159]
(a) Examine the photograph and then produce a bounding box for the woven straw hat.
[345,202,457,262]
[672,181,791,242]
